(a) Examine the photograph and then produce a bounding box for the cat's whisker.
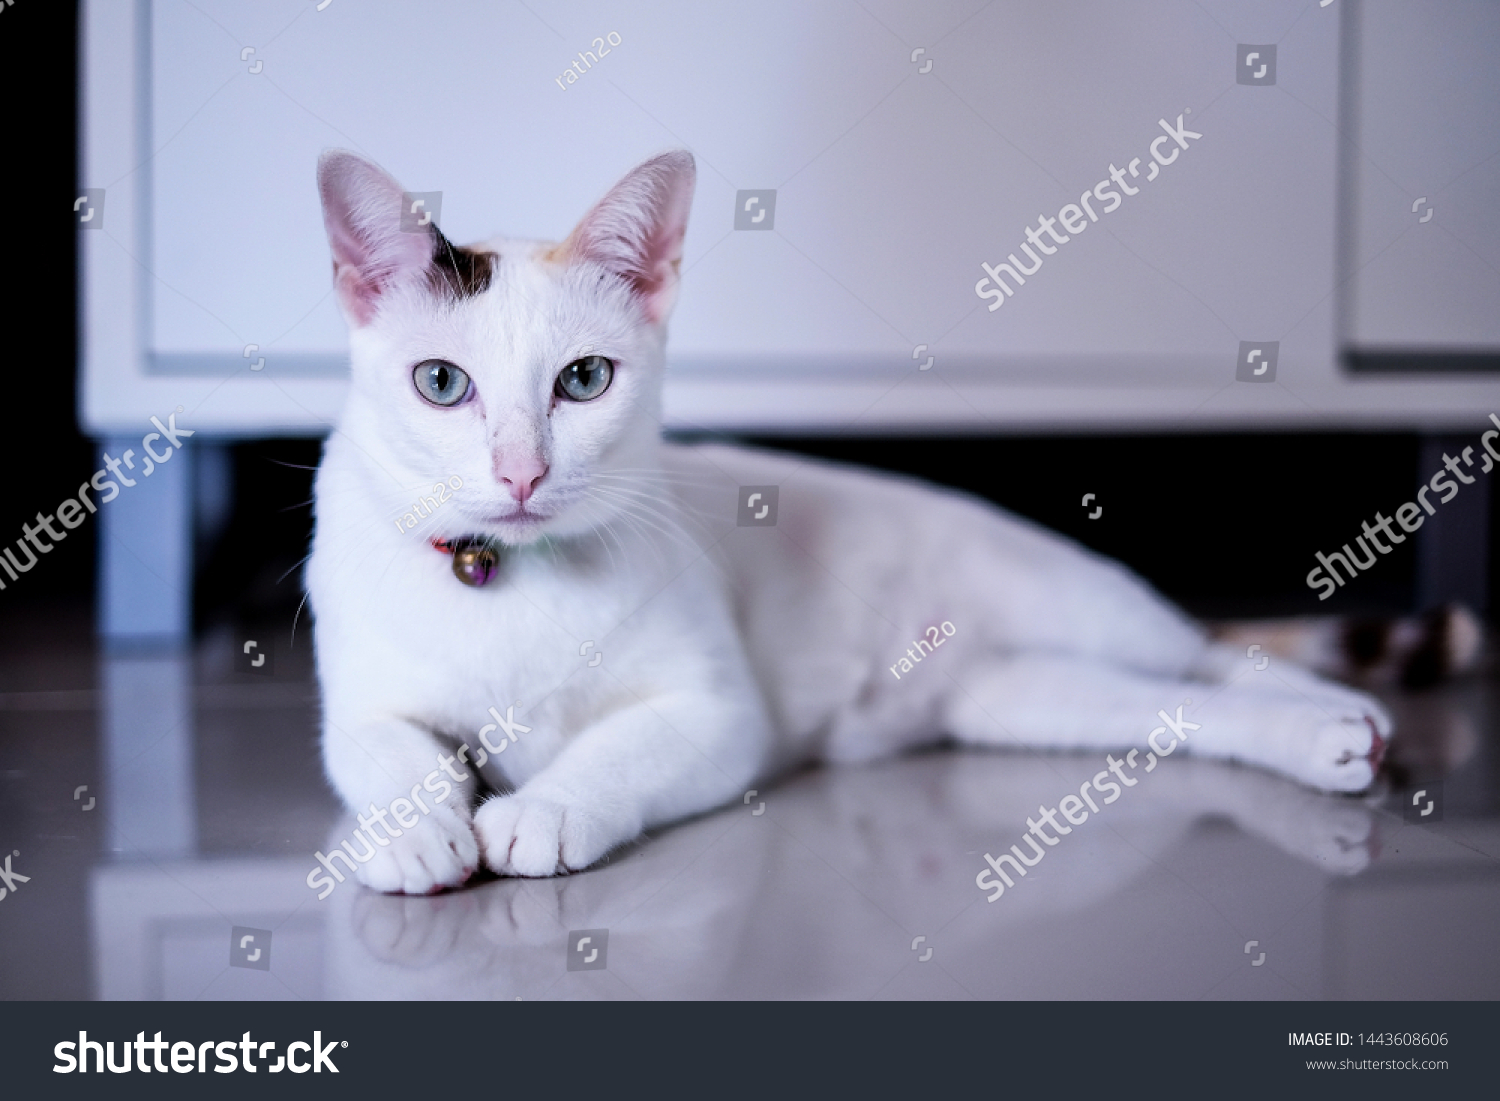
[594,504,698,562]
[580,512,622,576]
[595,507,666,573]
[597,504,702,577]
[616,489,712,546]
[289,590,312,648]
[584,497,653,574]
[277,552,313,586]
[594,467,726,492]
[587,473,728,527]
[594,518,627,575]
[584,474,709,523]
[583,486,704,558]
[564,489,654,570]
[550,535,569,571]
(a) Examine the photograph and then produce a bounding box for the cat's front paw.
[354,804,480,895]
[474,793,630,877]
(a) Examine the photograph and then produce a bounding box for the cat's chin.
[433,499,584,547]
[481,514,554,546]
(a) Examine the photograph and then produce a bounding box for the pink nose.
[496,456,547,505]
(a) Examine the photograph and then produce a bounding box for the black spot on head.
[427,225,495,300]
[1344,619,1389,668]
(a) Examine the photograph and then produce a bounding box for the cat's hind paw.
[1281,705,1390,793]
[475,793,626,877]
[354,804,480,895]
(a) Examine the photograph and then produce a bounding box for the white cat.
[308,148,1400,895]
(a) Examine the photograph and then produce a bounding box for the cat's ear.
[317,150,436,326]
[554,151,696,325]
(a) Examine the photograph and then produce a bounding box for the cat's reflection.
[323,750,1380,1000]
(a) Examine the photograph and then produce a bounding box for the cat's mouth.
[478,505,557,533]
[487,506,550,523]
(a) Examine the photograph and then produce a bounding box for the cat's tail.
[1208,603,1486,689]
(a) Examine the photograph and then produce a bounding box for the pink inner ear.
[319,151,435,326]
[636,221,689,324]
[561,151,696,324]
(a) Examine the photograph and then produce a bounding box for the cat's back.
[659,438,1087,595]
[658,439,1166,747]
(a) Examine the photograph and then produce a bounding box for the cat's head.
[317,149,695,546]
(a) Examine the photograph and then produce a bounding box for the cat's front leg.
[322,715,482,894]
[475,693,767,877]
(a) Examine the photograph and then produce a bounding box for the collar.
[431,536,501,587]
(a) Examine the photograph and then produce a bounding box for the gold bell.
[451,541,500,587]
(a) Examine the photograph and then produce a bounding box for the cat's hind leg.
[939,652,1388,792]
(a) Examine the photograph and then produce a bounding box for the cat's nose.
[495,455,548,505]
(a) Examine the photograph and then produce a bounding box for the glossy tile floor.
[2,603,1498,1001]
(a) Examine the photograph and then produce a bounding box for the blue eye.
[555,355,613,402]
[413,360,471,406]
